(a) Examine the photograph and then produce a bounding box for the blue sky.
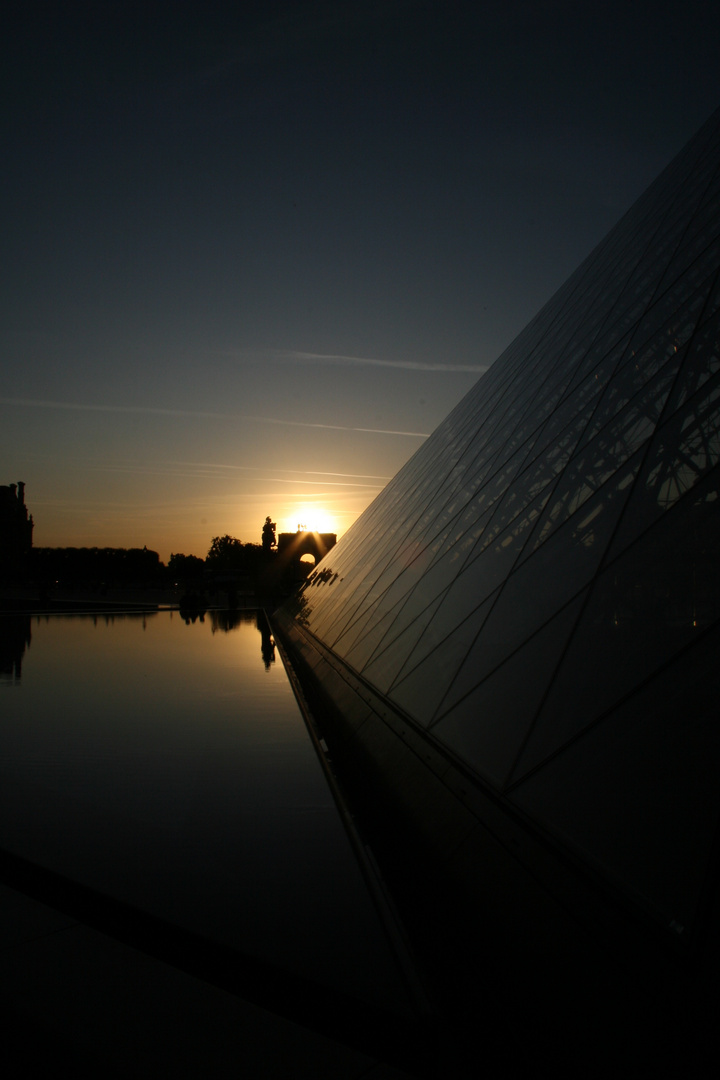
[2,1,719,558]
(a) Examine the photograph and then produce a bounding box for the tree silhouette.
[168,552,204,581]
[206,535,243,569]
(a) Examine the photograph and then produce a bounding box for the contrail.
[257,478,384,489]
[165,462,393,480]
[0,397,429,438]
[252,350,488,373]
[255,413,430,437]
[86,463,383,489]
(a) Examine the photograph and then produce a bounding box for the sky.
[2,1,719,561]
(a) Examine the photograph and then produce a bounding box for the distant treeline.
[26,528,289,593]
[29,535,283,588]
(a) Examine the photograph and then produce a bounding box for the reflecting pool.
[0,609,415,1017]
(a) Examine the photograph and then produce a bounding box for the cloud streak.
[266,350,489,374]
[167,462,393,481]
[84,463,382,489]
[0,397,429,438]
[258,478,384,489]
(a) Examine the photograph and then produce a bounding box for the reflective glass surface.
[284,109,720,934]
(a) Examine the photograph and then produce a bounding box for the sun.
[289,505,337,534]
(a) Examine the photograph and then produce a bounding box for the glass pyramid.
[279,108,720,942]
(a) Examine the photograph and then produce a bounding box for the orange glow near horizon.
[21,453,394,563]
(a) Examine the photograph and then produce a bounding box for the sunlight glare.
[286,505,337,534]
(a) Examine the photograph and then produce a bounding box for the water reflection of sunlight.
[0,609,416,1017]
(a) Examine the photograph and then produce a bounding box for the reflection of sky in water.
[0,611,414,1016]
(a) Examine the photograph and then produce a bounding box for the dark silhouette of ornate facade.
[0,481,33,580]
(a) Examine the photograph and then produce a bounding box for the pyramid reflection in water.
[279,109,720,951]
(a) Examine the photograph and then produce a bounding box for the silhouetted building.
[277,530,336,566]
[0,481,33,580]
[274,531,337,589]
[275,109,720,1070]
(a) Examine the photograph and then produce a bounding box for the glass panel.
[531,337,632,460]
[359,541,439,622]
[388,588,499,692]
[653,197,720,298]
[338,598,401,670]
[618,264,714,370]
[361,591,447,696]
[663,302,720,414]
[575,271,712,452]
[476,411,590,555]
[525,357,682,558]
[513,472,720,778]
[699,261,720,323]
[508,622,720,934]
[608,371,720,560]
[371,563,455,658]
[378,545,468,641]
[444,485,549,623]
[468,453,641,679]
[430,595,585,789]
[388,613,485,728]
[331,591,389,660]
[416,493,496,571]
[574,345,684,457]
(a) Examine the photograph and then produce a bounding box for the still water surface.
[0,609,413,1016]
